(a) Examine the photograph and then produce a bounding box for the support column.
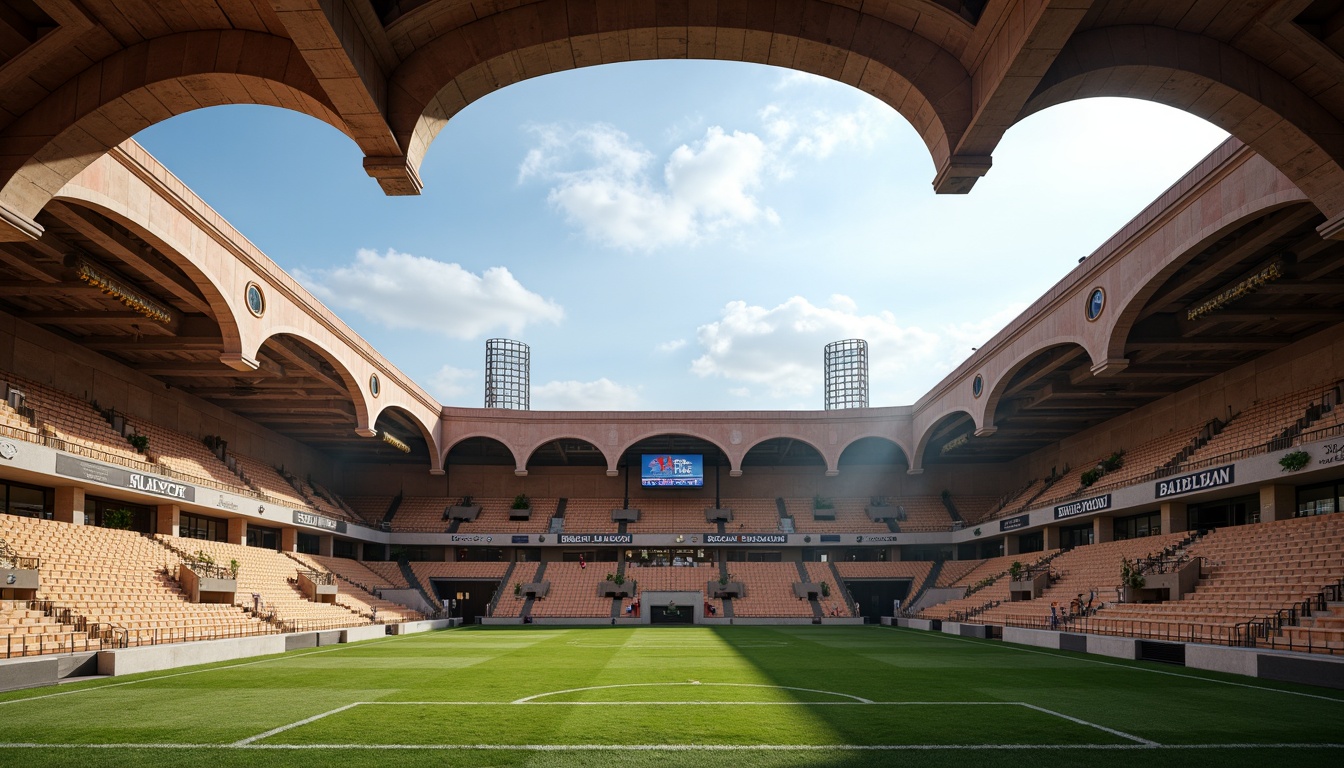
[280,527,298,553]
[53,487,85,525]
[1003,535,1020,555]
[226,517,247,545]
[1160,502,1188,535]
[319,535,334,557]
[1258,484,1296,523]
[1042,526,1060,550]
[1092,515,1114,544]
[154,504,179,537]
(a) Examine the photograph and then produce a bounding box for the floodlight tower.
[484,338,530,410]
[824,339,869,410]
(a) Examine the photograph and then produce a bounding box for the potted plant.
[127,433,149,453]
[229,559,240,578]
[820,581,831,598]
[1007,561,1024,581]
[511,493,530,510]
[812,495,833,510]
[1279,449,1310,472]
[514,582,522,597]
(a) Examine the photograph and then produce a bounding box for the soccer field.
[0,625,1340,767]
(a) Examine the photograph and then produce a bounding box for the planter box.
[0,567,38,600]
[446,505,481,521]
[597,582,633,598]
[522,581,550,599]
[705,507,733,523]
[298,571,337,603]
[508,506,532,520]
[708,581,745,598]
[793,582,824,600]
[177,564,236,604]
[1009,573,1048,601]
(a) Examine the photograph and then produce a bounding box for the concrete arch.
[836,434,912,468]
[520,434,617,473]
[387,2,972,193]
[49,192,245,364]
[910,409,977,473]
[739,434,831,475]
[1022,25,1344,230]
[0,31,349,237]
[619,430,734,477]
[442,433,525,474]
[370,403,441,463]
[978,340,1091,435]
[253,328,371,435]
[1103,197,1313,364]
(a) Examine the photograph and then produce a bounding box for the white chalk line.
[0,625,467,708]
[1018,703,1157,746]
[514,682,872,704]
[221,696,1149,748]
[231,703,363,746]
[878,625,1344,704]
[0,743,1340,751]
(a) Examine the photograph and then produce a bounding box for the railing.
[184,561,237,580]
[1001,614,1246,646]
[273,616,371,633]
[2,631,102,659]
[117,622,281,648]
[952,599,1001,622]
[300,570,336,586]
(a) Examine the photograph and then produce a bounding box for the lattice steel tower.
[824,339,869,410]
[484,338,530,410]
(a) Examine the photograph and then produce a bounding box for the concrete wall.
[901,623,1344,690]
[387,619,458,635]
[97,634,289,676]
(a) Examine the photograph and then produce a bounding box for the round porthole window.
[245,282,265,318]
[369,373,381,398]
[1086,287,1105,322]
[972,374,984,398]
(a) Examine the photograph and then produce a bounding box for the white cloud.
[760,103,891,162]
[520,124,775,250]
[690,295,1027,404]
[295,249,563,340]
[518,102,889,252]
[533,378,642,410]
[427,364,475,403]
[657,339,687,353]
[728,387,751,398]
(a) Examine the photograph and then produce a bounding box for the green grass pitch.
[0,625,1340,767]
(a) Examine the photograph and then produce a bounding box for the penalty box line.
[230,699,1154,748]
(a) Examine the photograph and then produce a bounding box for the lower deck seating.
[956,533,1189,627]
[160,535,371,629]
[1082,513,1344,649]
[528,562,617,618]
[288,552,423,622]
[619,564,723,617]
[1,514,270,648]
[724,562,817,618]
[492,562,540,618]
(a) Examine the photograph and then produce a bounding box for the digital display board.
[641,454,704,487]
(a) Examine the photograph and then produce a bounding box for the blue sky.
[134,61,1229,411]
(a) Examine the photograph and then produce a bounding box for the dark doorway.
[430,579,498,624]
[844,579,913,623]
[651,603,693,625]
